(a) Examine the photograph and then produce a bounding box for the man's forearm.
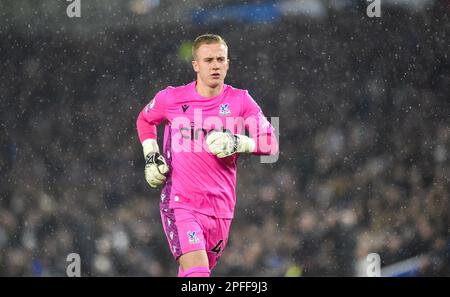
[136,110,158,143]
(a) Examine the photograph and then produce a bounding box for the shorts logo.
[187,231,199,244]
[219,103,231,116]
[211,239,223,256]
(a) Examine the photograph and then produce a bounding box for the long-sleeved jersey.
[136,81,278,218]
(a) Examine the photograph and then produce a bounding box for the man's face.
[192,43,229,88]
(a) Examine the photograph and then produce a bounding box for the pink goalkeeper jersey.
[136,81,277,218]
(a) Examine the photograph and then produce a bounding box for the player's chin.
[208,77,224,86]
[207,80,222,88]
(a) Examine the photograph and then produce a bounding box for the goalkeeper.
[136,34,278,277]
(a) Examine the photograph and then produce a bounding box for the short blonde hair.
[192,34,227,60]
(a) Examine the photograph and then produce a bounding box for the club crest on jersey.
[219,103,231,116]
[145,98,156,112]
[187,231,199,244]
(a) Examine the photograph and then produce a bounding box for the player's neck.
[195,80,223,98]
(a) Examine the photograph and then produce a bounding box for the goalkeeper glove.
[142,139,169,188]
[206,130,255,158]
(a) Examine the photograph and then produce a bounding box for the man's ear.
[192,60,199,73]
[227,58,230,70]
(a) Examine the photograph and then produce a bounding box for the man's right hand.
[142,139,169,188]
[144,152,169,188]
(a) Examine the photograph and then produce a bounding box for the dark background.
[0,0,449,276]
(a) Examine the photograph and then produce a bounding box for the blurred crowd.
[1,3,449,276]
